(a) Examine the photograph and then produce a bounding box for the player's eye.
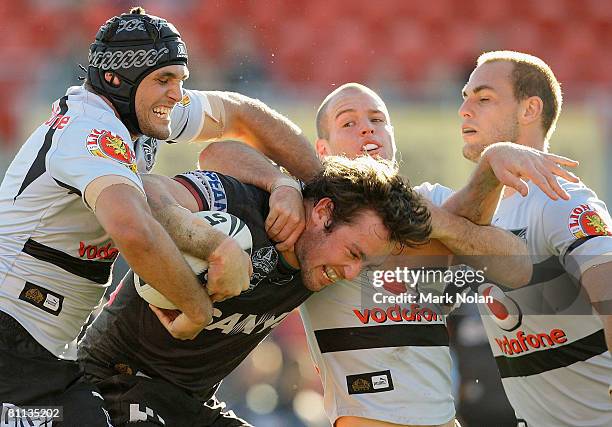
[342,121,355,128]
[479,97,490,103]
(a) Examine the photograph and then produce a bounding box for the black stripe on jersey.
[315,324,449,353]
[53,179,82,197]
[22,239,112,284]
[496,329,607,378]
[14,96,69,201]
[562,236,602,266]
[526,255,565,286]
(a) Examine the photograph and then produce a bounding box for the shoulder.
[413,181,454,205]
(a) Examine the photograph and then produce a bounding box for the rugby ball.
[134,210,252,309]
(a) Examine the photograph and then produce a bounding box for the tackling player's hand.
[266,183,305,252]
[482,142,579,200]
[149,305,209,340]
[206,237,253,302]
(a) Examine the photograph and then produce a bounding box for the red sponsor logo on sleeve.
[567,204,612,238]
[86,129,137,173]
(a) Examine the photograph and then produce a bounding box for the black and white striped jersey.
[480,179,612,427]
[0,86,142,359]
[0,86,213,360]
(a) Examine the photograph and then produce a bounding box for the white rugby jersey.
[479,179,612,427]
[134,89,213,173]
[300,182,458,425]
[0,86,211,360]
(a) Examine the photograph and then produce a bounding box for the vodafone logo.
[495,328,567,356]
[353,304,440,324]
[479,284,522,331]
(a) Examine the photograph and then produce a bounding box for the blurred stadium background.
[1,1,610,425]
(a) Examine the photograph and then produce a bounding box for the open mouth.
[462,126,477,136]
[362,142,381,154]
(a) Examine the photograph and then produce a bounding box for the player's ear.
[520,96,543,126]
[104,72,121,87]
[310,197,334,229]
[315,138,332,159]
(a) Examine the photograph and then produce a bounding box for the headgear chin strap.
[87,12,188,136]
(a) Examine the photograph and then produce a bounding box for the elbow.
[503,259,533,288]
[198,142,225,170]
[106,215,158,256]
[194,305,213,327]
[513,263,533,288]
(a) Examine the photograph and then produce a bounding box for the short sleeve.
[541,180,612,276]
[167,90,212,143]
[48,124,143,208]
[413,182,454,207]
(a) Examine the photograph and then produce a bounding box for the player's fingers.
[547,161,579,183]
[267,215,289,241]
[276,221,305,252]
[537,163,570,200]
[246,256,253,278]
[497,170,529,197]
[526,166,558,200]
[265,210,279,233]
[544,152,579,167]
[149,304,173,329]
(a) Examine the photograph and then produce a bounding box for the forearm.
[95,185,211,324]
[219,92,322,181]
[582,262,612,354]
[442,155,503,224]
[144,174,227,258]
[199,141,290,193]
[431,204,531,287]
[120,218,212,323]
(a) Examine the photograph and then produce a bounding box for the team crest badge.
[567,203,612,238]
[179,93,191,107]
[87,129,137,173]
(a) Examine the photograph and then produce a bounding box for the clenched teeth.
[363,143,379,152]
[324,266,340,283]
[153,106,171,119]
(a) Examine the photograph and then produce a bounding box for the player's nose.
[360,121,375,135]
[167,82,182,103]
[344,261,363,281]
[458,99,473,119]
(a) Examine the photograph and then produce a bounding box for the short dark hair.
[477,51,562,143]
[129,6,146,14]
[302,156,431,249]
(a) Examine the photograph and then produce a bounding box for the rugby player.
[78,156,432,425]
[0,6,320,423]
[198,83,580,427]
[459,51,612,427]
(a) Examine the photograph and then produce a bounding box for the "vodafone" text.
[353,304,440,324]
[495,329,567,355]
